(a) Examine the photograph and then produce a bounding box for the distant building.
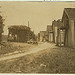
[40,31,48,42]
[38,33,40,41]
[56,19,65,46]
[57,25,65,46]
[44,31,48,41]
[52,20,58,43]
[8,25,35,42]
[52,19,65,45]
[62,8,75,48]
[47,25,53,42]
[47,25,53,32]
[40,31,45,42]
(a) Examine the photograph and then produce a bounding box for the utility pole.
[28,21,29,27]
[28,21,30,41]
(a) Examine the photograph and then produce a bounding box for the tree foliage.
[0,15,5,43]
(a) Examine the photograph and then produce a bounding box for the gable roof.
[64,8,75,19]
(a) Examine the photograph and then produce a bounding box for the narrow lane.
[0,42,55,61]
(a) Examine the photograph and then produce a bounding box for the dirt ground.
[0,42,37,56]
[0,42,75,73]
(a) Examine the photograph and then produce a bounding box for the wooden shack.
[47,25,53,42]
[62,8,75,48]
[57,26,66,46]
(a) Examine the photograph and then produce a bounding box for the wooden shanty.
[47,25,53,42]
[62,8,75,48]
[8,25,35,42]
[57,26,66,46]
[52,19,63,44]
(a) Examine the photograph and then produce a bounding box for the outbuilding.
[62,8,75,48]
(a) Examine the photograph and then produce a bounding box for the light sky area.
[0,1,75,35]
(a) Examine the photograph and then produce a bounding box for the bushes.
[0,15,4,43]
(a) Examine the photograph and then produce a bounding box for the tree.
[0,15,4,43]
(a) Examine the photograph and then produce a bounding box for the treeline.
[0,15,4,43]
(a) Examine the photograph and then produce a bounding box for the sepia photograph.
[0,1,75,74]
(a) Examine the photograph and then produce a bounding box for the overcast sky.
[0,1,75,35]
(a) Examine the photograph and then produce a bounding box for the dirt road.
[0,42,75,73]
[0,42,56,61]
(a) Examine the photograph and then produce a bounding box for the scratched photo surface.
[0,1,75,73]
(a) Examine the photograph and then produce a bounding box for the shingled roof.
[64,8,75,19]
